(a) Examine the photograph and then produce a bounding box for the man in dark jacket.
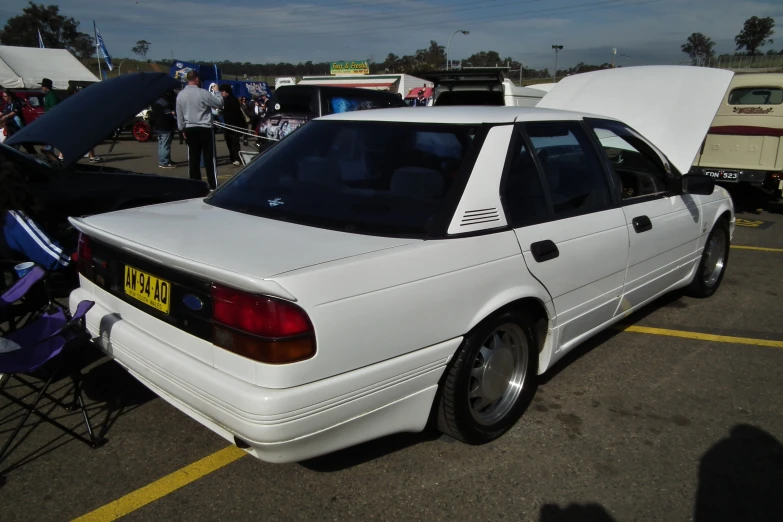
[219,84,243,166]
[151,90,177,168]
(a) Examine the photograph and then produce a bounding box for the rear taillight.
[210,284,316,364]
[77,233,94,279]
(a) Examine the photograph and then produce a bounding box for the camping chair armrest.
[0,266,48,308]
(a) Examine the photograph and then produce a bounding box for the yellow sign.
[330,60,370,75]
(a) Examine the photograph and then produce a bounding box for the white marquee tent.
[0,46,99,90]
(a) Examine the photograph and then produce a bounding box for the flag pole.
[94,21,102,81]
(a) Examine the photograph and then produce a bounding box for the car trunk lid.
[69,198,420,300]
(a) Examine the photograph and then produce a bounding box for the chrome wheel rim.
[469,323,529,426]
[703,230,726,287]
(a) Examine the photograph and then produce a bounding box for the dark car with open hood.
[3,73,209,248]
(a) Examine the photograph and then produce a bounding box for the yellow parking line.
[620,325,783,349]
[731,245,783,252]
[70,322,782,521]
[72,446,246,522]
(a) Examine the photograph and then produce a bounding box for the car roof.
[317,106,609,124]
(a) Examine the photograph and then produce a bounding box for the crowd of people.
[146,72,271,186]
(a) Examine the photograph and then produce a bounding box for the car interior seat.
[390,167,445,199]
[296,157,343,187]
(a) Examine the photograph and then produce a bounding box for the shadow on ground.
[539,425,783,522]
[300,431,443,472]
[0,344,155,477]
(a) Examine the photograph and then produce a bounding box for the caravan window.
[728,87,783,105]
[269,88,315,114]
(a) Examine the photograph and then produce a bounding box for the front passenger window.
[589,121,671,200]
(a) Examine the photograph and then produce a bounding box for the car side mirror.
[682,175,715,195]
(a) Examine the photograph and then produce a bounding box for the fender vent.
[461,208,500,227]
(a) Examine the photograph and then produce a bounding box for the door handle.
[530,240,559,262]
[632,215,653,233]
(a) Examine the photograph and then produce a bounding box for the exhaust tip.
[234,435,251,449]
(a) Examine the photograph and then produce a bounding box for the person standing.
[42,78,58,112]
[151,90,176,168]
[239,97,253,146]
[40,78,62,161]
[218,84,243,166]
[176,70,223,190]
[0,91,35,155]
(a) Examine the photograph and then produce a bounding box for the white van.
[423,69,546,107]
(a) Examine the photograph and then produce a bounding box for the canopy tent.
[0,46,99,90]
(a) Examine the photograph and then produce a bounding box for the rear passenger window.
[588,120,672,200]
[728,87,783,105]
[525,122,611,217]
[503,136,548,225]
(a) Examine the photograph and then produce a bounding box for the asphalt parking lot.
[1,137,782,521]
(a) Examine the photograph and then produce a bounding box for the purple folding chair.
[0,266,52,334]
[0,267,103,466]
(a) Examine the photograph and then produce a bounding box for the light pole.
[118,60,126,76]
[446,29,469,70]
[552,44,563,82]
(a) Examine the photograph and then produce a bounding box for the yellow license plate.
[123,265,171,314]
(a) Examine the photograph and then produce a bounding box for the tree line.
[201,42,551,80]
[682,16,779,65]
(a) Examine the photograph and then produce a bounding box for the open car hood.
[7,73,180,169]
[537,66,734,174]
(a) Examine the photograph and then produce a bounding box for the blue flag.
[94,22,113,71]
[37,29,45,48]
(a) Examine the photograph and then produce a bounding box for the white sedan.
[70,66,735,463]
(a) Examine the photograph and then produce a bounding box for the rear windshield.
[208,121,478,236]
[434,90,504,106]
[270,88,315,114]
[728,87,783,105]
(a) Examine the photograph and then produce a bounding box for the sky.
[1,0,782,72]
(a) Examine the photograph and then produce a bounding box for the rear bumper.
[70,286,457,463]
[696,167,783,194]
[696,167,768,185]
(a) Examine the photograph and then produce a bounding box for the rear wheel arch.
[435,303,542,443]
[466,295,551,356]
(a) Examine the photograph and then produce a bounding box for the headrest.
[390,166,444,199]
[297,157,342,186]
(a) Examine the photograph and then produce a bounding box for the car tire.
[437,309,538,444]
[132,120,152,142]
[686,218,730,298]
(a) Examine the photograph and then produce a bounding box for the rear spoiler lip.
[69,216,298,302]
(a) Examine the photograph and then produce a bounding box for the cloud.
[1,0,781,67]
